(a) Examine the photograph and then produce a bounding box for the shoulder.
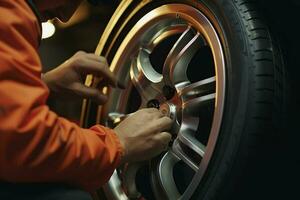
[0,0,41,49]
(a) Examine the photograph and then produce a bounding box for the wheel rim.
[101,4,226,200]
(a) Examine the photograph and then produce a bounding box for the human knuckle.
[99,56,108,63]
[158,138,167,147]
[155,123,165,132]
[153,109,162,115]
[147,108,157,112]
[150,110,162,119]
[162,131,170,136]
[148,110,158,116]
[76,50,86,55]
[73,52,86,61]
[153,136,162,145]
[145,109,155,116]
[72,56,85,65]
[164,132,172,140]
[162,116,172,123]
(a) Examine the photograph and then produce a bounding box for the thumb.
[71,82,108,104]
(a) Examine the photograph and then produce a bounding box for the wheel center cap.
[159,103,176,120]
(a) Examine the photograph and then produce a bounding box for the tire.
[81,0,287,199]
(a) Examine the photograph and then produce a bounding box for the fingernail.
[117,80,126,89]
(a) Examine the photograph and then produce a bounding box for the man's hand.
[42,51,124,104]
[114,108,173,164]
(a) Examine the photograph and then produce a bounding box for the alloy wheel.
[100,4,226,200]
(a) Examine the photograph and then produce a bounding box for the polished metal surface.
[102,3,226,200]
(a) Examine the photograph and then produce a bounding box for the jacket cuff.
[90,125,124,167]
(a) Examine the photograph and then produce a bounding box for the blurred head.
[34,0,83,22]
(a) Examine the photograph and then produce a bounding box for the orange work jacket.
[0,0,123,192]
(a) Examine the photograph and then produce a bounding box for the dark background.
[259,0,300,199]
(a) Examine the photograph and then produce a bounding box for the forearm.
[0,104,123,191]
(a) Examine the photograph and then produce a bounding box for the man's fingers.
[150,116,173,133]
[84,53,108,64]
[143,108,164,116]
[74,51,107,63]
[77,59,117,85]
[159,132,172,143]
[74,56,126,89]
[71,53,117,87]
[155,132,172,150]
[72,82,108,104]
[76,58,118,87]
[95,78,125,89]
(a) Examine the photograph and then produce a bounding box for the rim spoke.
[104,171,128,200]
[178,127,206,158]
[151,151,181,200]
[183,93,216,115]
[148,24,188,51]
[178,77,216,117]
[179,76,216,99]
[122,163,143,199]
[163,27,193,86]
[172,134,205,171]
[130,49,164,102]
[163,27,205,87]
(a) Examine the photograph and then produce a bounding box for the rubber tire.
[84,0,287,199]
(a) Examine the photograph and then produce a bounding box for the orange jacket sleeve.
[0,0,123,191]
